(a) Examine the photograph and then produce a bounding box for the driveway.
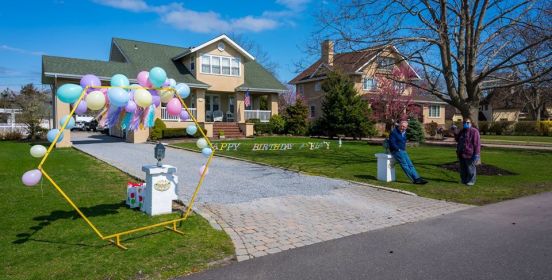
[72,132,471,260]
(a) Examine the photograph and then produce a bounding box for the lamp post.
[154,141,165,167]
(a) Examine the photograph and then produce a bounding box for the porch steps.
[213,122,245,139]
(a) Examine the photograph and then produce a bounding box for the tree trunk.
[460,107,480,126]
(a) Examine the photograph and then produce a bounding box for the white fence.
[161,107,197,121]
[245,110,271,123]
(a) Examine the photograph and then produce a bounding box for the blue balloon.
[56,84,83,104]
[186,125,197,136]
[47,129,64,143]
[149,67,167,88]
[107,87,130,107]
[175,83,190,99]
[59,115,75,129]
[201,147,212,157]
[111,74,129,87]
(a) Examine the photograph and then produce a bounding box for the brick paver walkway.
[72,132,472,261]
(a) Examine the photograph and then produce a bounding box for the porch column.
[54,97,72,148]
[270,93,279,116]
[236,91,245,123]
[195,88,206,122]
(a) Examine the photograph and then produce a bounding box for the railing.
[245,110,271,123]
[161,107,197,121]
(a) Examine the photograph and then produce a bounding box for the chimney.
[321,40,334,66]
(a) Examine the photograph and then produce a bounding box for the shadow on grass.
[13,201,128,245]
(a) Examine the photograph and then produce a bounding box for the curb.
[166,144,418,197]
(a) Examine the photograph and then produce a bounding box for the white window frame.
[199,53,241,77]
[221,57,231,75]
[363,77,377,90]
[428,105,441,118]
[201,54,210,73]
[298,84,304,95]
[314,82,321,92]
[212,56,221,74]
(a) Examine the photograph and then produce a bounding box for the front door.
[205,94,220,121]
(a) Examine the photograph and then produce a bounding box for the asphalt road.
[180,191,552,280]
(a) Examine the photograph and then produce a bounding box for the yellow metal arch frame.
[37,85,215,250]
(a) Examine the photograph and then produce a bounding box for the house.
[289,40,447,132]
[41,34,286,147]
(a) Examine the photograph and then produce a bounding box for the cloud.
[92,0,148,12]
[0,45,44,56]
[93,0,306,33]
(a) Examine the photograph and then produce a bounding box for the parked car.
[72,115,94,131]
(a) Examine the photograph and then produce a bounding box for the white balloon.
[30,145,47,158]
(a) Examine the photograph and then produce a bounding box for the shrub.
[254,122,272,135]
[537,121,552,136]
[308,119,325,136]
[269,115,286,134]
[246,118,260,124]
[162,128,186,138]
[150,118,166,140]
[514,121,540,136]
[284,99,309,136]
[424,121,439,136]
[218,130,225,137]
[489,121,514,135]
[478,121,490,135]
[0,130,24,140]
[407,118,425,143]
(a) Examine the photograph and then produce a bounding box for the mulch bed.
[441,162,517,176]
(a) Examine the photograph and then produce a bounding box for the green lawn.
[175,136,552,205]
[481,135,552,145]
[1,142,233,280]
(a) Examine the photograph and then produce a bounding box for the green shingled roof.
[42,37,285,92]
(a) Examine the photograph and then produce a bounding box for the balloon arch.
[21,67,215,249]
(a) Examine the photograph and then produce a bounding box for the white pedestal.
[141,164,179,216]
[375,153,396,182]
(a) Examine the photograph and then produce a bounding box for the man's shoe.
[414,178,428,185]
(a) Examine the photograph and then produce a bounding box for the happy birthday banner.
[212,142,331,151]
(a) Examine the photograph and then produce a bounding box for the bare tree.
[229,33,280,78]
[13,84,50,140]
[316,0,552,123]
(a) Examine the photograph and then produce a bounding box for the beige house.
[290,41,446,130]
[42,35,286,147]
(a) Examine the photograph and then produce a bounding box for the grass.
[1,141,233,280]
[175,136,552,205]
[481,135,552,146]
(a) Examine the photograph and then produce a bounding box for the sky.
[0,0,322,91]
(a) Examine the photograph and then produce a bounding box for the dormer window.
[377,57,396,71]
[200,54,240,76]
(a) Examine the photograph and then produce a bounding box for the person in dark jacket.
[453,118,481,186]
[388,121,428,184]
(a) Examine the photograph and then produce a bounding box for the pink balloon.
[166,98,182,116]
[22,169,42,186]
[137,71,153,88]
[199,164,209,176]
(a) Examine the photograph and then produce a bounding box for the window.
[310,105,316,118]
[429,105,440,118]
[298,84,304,95]
[199,54,241,76]
[363,77,377,90]
[212,56,221,74]
[315,82,321,92]
[221,57,230,75]
[231,58,240,76]
[377,57,396,71]
[229,97,235,113]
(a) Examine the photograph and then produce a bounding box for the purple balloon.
[75,101,88,114]
[80,74,101,89]
[152,94,161,107]
[125,100,137,113]
[180,110,190,121]
[22,169,42,186]
[162,79,170,87]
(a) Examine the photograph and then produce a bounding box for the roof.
[361,92,446,105]
[42,38,208,88]
[172,34,254,61]
[237,60,287,93]
[289,50,379,84]
[42,37,284,92]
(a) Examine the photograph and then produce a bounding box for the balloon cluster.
[51,67,191,137]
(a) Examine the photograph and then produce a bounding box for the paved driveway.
[72,132,471,261]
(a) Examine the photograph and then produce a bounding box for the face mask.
[463,123,471,129]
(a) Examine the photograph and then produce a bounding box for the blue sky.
[0,0,321,91]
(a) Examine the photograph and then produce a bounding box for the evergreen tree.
[284,98,308,135]
[407,118,425,143]
[319,71,375,139]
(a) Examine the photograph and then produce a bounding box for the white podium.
[375,153,396,182]
[141,164,179,216]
